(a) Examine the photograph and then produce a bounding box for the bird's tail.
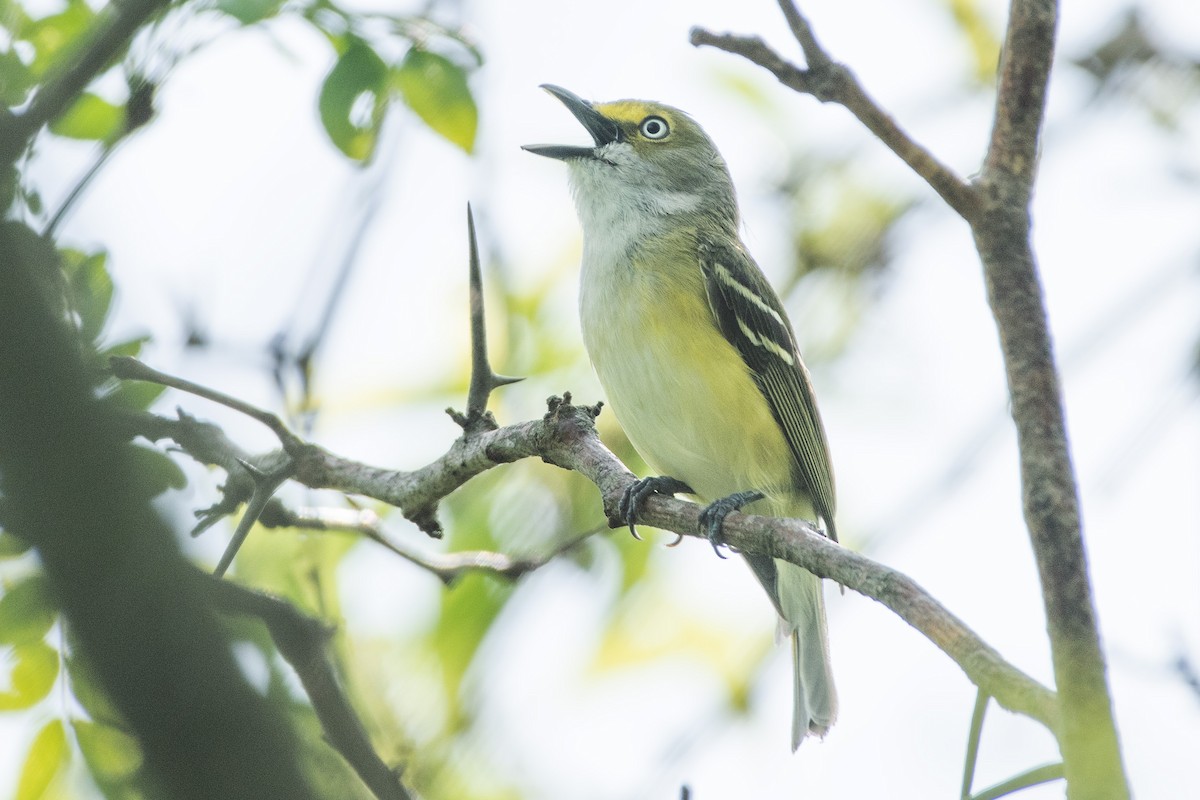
[777,560,837,750]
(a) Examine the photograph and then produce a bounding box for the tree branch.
[689,7,979,220]
[631,496,1060,731]
[115,372,1058,733]
[111,356,304,451]
[974,2,1128,795]
[202,576,414,800]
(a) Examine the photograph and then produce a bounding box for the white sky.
[5,0,1200,797]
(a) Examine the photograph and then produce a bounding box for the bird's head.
[524,85,738,230]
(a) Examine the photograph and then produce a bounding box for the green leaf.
[433,572,508,722]
[0,531,33,559]
[215,0,284,25]
[63,249,113,342]
[26,0,95,78]
[99,334,151,360]
[0,641,60,710]
[17,720,68,800]
[50,92,124,143]
[125,445,187,499]
[65,649,121,724]
[0,574,57,645]
[0,48,33,105]
[104,379,167,411]
[393,49,477,153]
[74,720,142,783]
[318,38,388,161]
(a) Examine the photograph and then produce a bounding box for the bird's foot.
[697,490,765,559]
[619,476,693,541]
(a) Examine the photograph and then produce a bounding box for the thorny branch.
[109,188,1066,759]
[116,371,1058,732]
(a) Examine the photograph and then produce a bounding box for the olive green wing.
[697,237,838,540]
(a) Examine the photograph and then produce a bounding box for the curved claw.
[620,476,693,541]
[697,490,766,559]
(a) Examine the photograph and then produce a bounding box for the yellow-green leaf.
[318,38,388,162]
[946,0,1002,84]
[0,574,57,645]
[0,641,60,710]
[394,49,477,153]
[50,92,124,143]
[103,379,167,411]
[17,720,68,800]
[74,720,142,782]
[26,0,95,78]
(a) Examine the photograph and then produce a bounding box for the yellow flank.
[580,226,800,513]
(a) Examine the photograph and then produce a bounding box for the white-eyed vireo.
[524,85,838,750]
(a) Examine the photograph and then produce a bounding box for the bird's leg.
[698,490,765,559]
[620,476,693,541]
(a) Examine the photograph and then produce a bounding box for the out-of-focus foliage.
[943,0,1002,85]
[0,220,185,797]
[319,36,390,161]
[0,0,483,791]
[1073,9,1200,130]
[300,4,481,160]
[17,720,67,800]
[393,48,478,154]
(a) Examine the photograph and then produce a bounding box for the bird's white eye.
[639,116,670,140]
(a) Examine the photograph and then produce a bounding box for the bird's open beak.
[522,84,623,160]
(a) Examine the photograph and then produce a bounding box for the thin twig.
[260,500,603,585]
[110,356,304,450]
[774,0,828,67]
[202,576,414,800]
[968,762,1064,800]
[961,690,989,799]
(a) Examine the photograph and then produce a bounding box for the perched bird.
[524,85,838,750]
